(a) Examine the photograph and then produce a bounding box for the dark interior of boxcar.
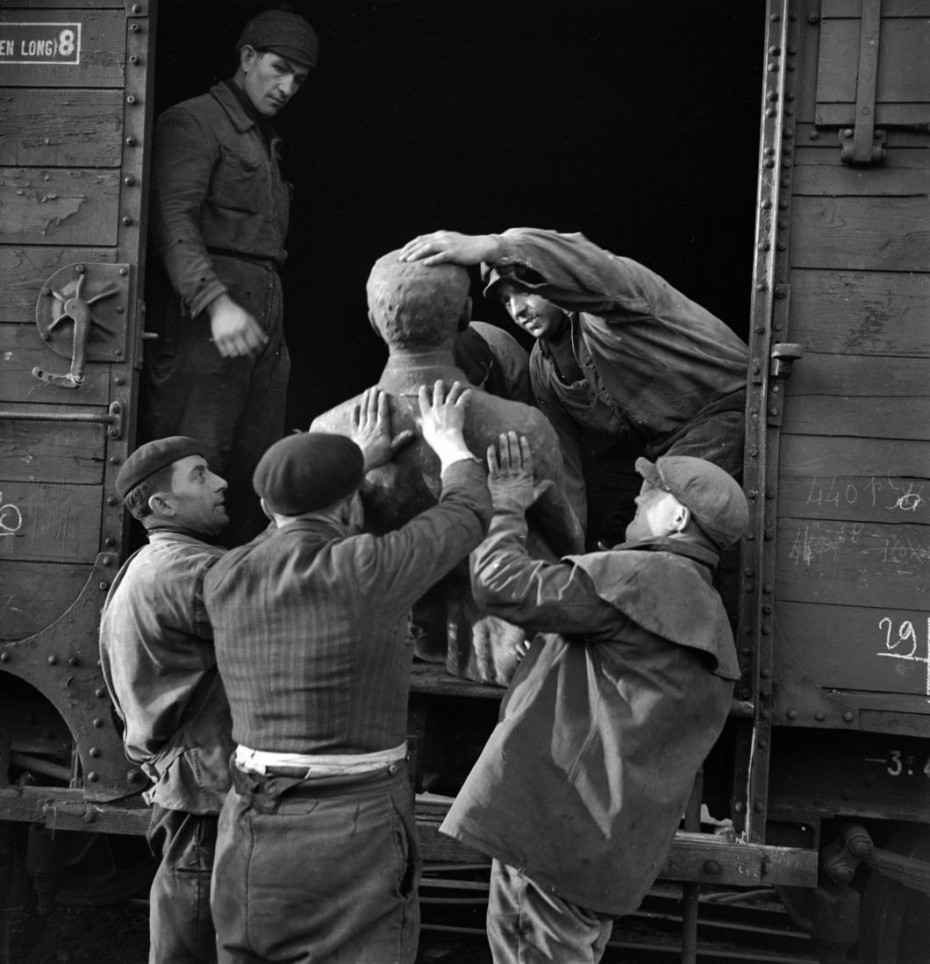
[153,0,763,432]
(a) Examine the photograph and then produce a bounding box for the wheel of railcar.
[857,825,930,964]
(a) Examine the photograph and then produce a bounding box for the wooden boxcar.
[0,1,927,961]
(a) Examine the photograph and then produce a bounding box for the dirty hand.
[487,431,539,511]
[207,294,267,358]
[351,387,416,471]
[417,380,475,469]
[398,231,501,267]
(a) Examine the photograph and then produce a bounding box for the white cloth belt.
[235,742,407,777]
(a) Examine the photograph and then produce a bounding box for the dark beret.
[116,436,203,500]
[635,455,749,549]
[236,10,319,67]
[253,433,365,516]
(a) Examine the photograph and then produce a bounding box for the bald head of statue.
[366,251,472,350]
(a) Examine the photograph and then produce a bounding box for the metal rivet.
[769,406,779,416]
[754,801,765,813]
[787,709,798,720]
[0,652,9,663]
[126,95,136,105]
[755,326,765,334]
[129,22,140,32]
[99,581,109,591]
[755,282,767,292]
[47,655,58,665]
[115,376,125,385]
[89,747,100,758]
[68,656,79,666]
[763,584,773,594]
[765,108,776,118]
[761,199,772,209]
[107,495,118,506]
[95,687,107,698]
[744,568,755,577]
[767,63,779,73]
[808,13,819,23]
[124,176,135,186]
[104,537,115,546]
[119,268,128,276]
[843,711,854,723]
[93,717,104,728]
[129,54,139,65]
[815,711,825,721]
[86,771,99,782]
[122,216,133,226]
[703,860,722,875]
[747,489,758,499]
[748,448,758,458]
[125,136,136,146]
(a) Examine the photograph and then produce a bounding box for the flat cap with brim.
[254,433,364,516]
[236,10,319,67]
[635,455,749,549]
[116,436,203,500]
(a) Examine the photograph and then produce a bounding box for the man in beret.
[440,438,748,963]
[98,437,234,964]
[204,382,492,964]
[144,9,319,547]
[400,229,748,549]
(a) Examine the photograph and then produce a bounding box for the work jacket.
[150,80,292,318]
[99,531,233,813]
[441,505,737,916]
[491,228,748,526]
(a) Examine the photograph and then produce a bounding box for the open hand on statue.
[417,380,475,470]
[487,431,540,512]
[207,293,268,358]
[398,231,501,267]
[351,387,416,472]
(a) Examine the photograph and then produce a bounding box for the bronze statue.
[310,251,583,684]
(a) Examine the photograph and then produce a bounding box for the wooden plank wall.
[775,5,930,705]
[0,4,128,642]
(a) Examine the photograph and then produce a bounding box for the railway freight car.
[0,1,927,961]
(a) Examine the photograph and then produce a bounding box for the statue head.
[366,250,472,350]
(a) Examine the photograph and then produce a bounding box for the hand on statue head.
[487,431,540,512]
[417,380,476,470]
[207,293,268,358]
[351,387,416,472]
[398,231,501,267]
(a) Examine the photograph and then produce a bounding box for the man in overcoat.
[441,434,748,963]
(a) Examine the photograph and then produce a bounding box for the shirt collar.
[615,536,720,570]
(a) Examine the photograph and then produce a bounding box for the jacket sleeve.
[471,506,616,636]
[491,227,656,320]
[351,459,493,616]
[151,107,228,317]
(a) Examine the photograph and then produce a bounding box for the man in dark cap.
[98,437,233,964]
[144,8,319,547]
[204,383,492,964]
[400,229,749,549]
[440,438,748,963]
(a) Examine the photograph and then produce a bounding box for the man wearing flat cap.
[440,437,748,963]
[204,383,492,963]
[144,8,319,548]
[99,437,234,964]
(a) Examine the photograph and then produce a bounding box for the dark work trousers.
[143,255,290,547]
[147,804,219,964]
[212,764,421,964]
